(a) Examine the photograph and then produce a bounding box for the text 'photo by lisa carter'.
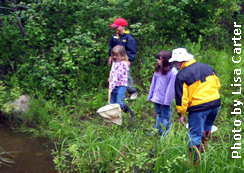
[231,22,243,159]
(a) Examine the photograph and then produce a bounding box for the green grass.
[2,44,244,172]
[46,101,244,172]
[15,89,244,172]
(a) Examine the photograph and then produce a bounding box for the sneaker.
[130,92,138,100]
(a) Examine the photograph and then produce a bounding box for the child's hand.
[179,116,186,126]
[108,57,112,65]
[108,78,110,82]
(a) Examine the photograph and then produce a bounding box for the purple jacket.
[147,67,178,106]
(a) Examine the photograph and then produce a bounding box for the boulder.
[2,95,30,115]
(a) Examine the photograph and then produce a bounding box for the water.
[0,124,57,173]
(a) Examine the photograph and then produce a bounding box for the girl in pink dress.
[109,45,135,122]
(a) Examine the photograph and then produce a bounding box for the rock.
[3,95,30,114]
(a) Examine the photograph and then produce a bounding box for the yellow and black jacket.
[175,59,221,117]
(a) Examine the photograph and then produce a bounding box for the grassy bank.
[1,44,244,172]
[16,92,244,172]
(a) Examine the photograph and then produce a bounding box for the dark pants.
[127,70,137,95]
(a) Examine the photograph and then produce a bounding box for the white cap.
[169,48,194,62]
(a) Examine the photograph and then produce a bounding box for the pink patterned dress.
[109,61,129,90]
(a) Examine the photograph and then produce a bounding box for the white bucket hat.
[169,48,194,62]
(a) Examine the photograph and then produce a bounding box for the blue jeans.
[154,103,171,135]
[111,86,127,109]
[188,107,220,147]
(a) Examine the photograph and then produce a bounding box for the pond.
[0,124,57,173]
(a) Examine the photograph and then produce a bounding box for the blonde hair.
[111,45,128,62]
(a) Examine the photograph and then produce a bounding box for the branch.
[16,5,28,10]
[0,6,14,11]
[11,0,28,46]
[6,0,12,4]
[132,131,137,173]
[154,119,157,166]
[0,5,28,11]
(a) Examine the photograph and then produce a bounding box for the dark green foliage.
[0,0,242,100]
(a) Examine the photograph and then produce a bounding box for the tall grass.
[4,43,244,172]
[48,104,244,172]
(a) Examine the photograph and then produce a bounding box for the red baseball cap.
[110,18,128,28]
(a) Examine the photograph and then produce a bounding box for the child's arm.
[126,60,130,66]
[147,73,156,101]
[164,70,177,105]
[126,36,137,62]
[109,63,119,90]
